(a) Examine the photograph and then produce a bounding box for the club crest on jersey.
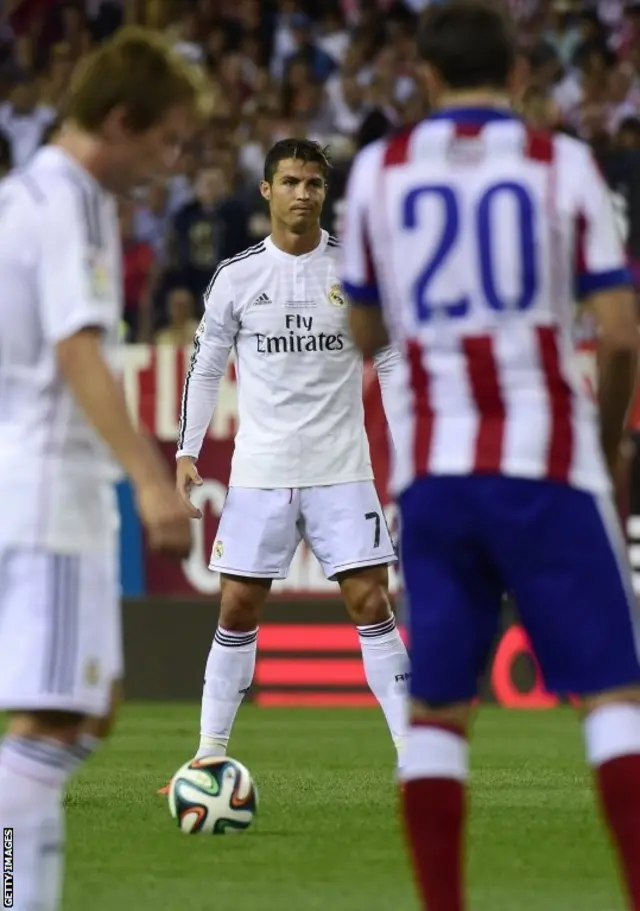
[328,283,346,308]
[85,248,111,301]
[213,539,224,559]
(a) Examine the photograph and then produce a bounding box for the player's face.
[261,158,326,234]
[104,104,196,193]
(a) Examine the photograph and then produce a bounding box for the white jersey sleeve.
[570,142,631,299]
[177,266,238,460]
[340,143,382,305]
[37,182,115,343]
[373,345,403,454]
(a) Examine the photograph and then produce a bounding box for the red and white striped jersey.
[340,106,632,498]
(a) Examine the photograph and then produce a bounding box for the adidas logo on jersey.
[252,292,272,306]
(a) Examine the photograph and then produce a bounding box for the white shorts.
[0,548,122,716]
[209,481,396,581]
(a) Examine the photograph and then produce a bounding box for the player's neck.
[52,123,108,188]
[269,223,322,257]
[435,90,512,112]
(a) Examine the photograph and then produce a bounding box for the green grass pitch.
[60,704,625,911]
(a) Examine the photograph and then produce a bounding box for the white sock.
[197,626,258,759]
[357,616,409,754]
[398,725,469,783]
[0,735,77,911]
[584,703,640,766]
[68,733,102,772]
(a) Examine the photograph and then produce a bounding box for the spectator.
[119,198,155,343]
[164,166,241,304]
[134,180,172,262]
[0,72,55,167]
[542,0,582,68]
[616,116,640,150]
[282,13,337,85]
[154,288,200,346]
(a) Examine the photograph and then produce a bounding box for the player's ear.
[509,55,530,106]
[259,180,271,202]
[416,63,442,110]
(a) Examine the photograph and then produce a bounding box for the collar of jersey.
[428,106,520,125]
[264,229,329,262]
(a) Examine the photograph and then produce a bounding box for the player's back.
[0,145,122,552]
[352,110,626,497]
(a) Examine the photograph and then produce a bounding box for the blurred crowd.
[0,0,638,343]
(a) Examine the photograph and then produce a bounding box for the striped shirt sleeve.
[340,142,381,305]
[38,181,116,344]
[373,345,403,455]
[571,143,632,299]
[176,264,238,460]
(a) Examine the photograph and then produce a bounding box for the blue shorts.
[399,476,640,704]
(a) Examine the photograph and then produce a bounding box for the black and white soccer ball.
[167,756,258,834]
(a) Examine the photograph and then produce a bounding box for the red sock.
[596,754,640,909]
[401,776,466,911]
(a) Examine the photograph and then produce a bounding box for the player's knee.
[219,578,266,631]
[8,709,86,744]
[341,569,391,626]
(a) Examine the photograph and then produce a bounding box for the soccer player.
[342,3,640,909]
[0,28,199,911]
[164,138,409,785]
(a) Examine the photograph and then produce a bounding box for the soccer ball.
[167,756,258,834]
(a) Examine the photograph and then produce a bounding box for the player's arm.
[341,144,389,358]
[38,186,191,556]
[573,145,639,474]
[175,267,238,517]
[56,331,171,486]
[38,190,168,491]
[176,267,237,462]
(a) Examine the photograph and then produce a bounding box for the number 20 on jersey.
[402,181,538,322]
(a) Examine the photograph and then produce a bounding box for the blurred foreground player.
[0,28,198,911]
[160,139,409,791]
[342,3,640,909]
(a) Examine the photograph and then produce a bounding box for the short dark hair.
[263,138,331,184]
[417,1,516,92]
[618,116,640,138]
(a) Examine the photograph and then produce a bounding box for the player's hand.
[176,456,204,519]
[135,480,193,558]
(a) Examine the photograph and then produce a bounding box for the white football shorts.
[209,481,396,580]
[0,548,122,716]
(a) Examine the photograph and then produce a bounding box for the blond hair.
[64,26,210,133]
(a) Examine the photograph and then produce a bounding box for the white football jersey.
[178,230,400,487]
[0,146,122,552]
[341,108,632,497]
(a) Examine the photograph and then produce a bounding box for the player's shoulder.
[7,147,104,223]
[550,130,594,164]
[351,136,388,175]
[324,231,341,258]
[204,240,268,297]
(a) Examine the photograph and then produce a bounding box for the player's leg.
[488,480,640,909]
[337,565,408,757]
[396,477,503,911]
[300,482,408,758]
[0,548,119,911]
[196,574,271,760]
[197,487,300,760]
